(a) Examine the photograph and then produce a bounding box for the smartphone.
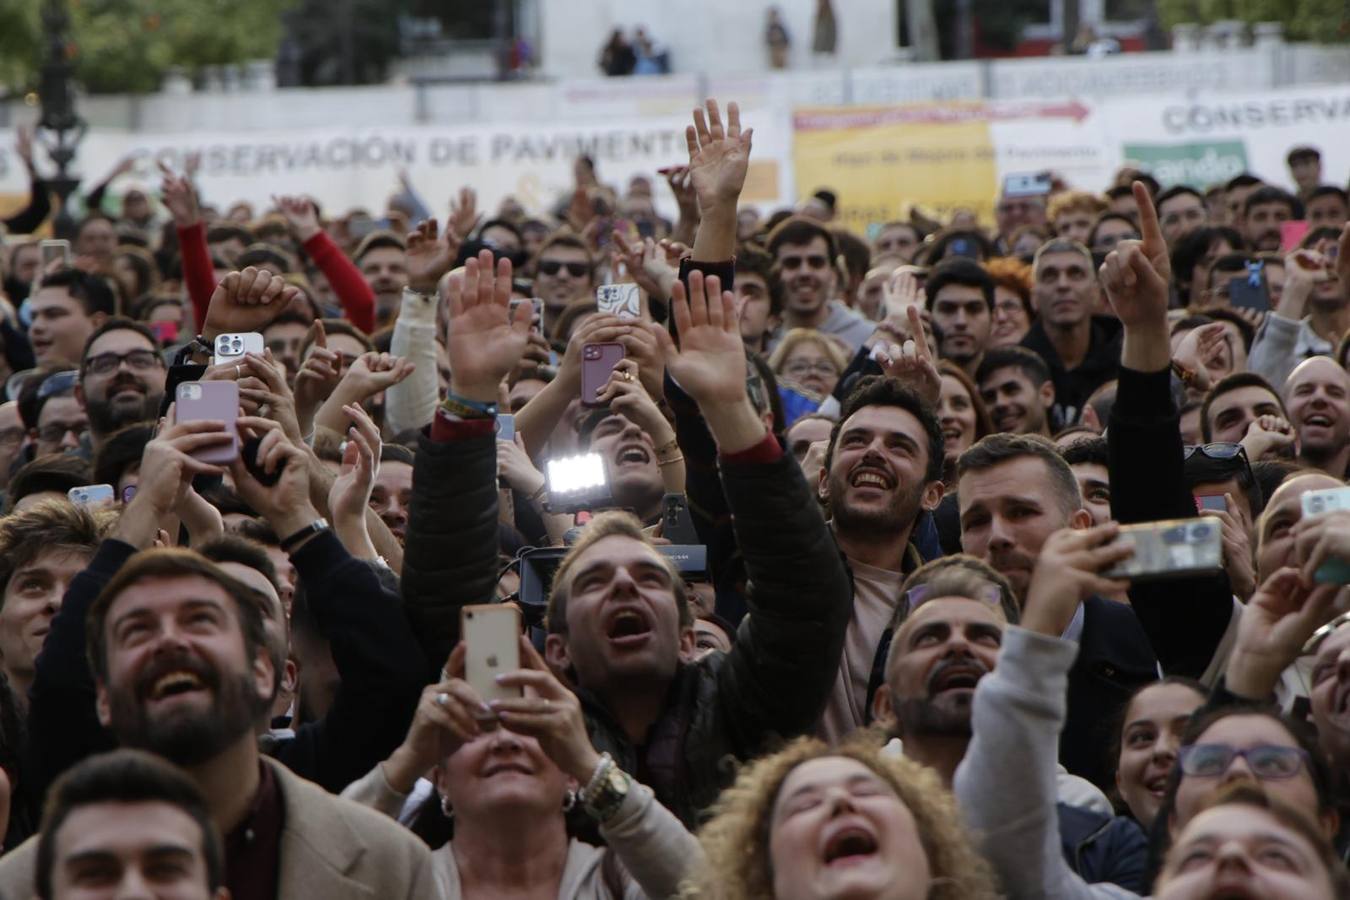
[1002,172,1052,199]
[40,239,71,271]
[174,381,239,464]
[212,332,264,366]
[496,413,515,443]
[148,321,180,345]
[596,284,641,320]
[67,484,116,509]
[580,342,625,407]
[1102,518,1224,581]
[1301,486,1350,584]
[661,493,700,544]
[1195,494,1228,513]
[461,604,522,703]
[1228,273,1270,312]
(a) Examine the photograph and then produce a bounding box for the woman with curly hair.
[685,737,996,900]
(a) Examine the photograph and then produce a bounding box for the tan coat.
[0,758,444,900]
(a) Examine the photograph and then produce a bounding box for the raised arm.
[385,218,459,435]
[161,165,213,329]
[401,250,533,670]
[276,195,377,333]
[2,126,51,234]
[652,271,851,749]
[1101,183,1237,680]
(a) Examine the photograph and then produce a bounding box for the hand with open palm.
[445,249,532,403]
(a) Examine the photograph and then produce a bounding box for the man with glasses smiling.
[74,319,166,458]
[533,233,595,334]
[24,370,88,462]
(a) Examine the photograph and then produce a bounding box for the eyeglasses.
[783,361,839,377]
[904,582,1005,613]
[83,349,164,377]
[779,254,828,271]
[538,260,589,278]
[1183,442,1247,462]
[1178,743,1309,780]
[37,370,79,401]
[37,420,87,444]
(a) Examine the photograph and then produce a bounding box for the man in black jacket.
[955,431,1159,788]
[401,239,851,826]
[25,415,426,799]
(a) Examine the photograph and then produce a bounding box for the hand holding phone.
[580,342,625,407]
[213,332,264,366]
[174,382,239,464]
[461,605,522,702]
[1103,518,1223,581]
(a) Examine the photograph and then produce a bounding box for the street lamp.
[36,0,86,239]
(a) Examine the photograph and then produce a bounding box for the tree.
[0,0,291,96]
[284,0,407,86]
[1156,0,1350,42]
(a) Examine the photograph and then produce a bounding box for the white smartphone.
[67,484,116,509]
[1301,486,1350,584]
[40,239,72,271]
[212,332,264,366]
[596,283,641,320]
[461,604,522,703]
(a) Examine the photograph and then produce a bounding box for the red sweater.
[176,224,377,334]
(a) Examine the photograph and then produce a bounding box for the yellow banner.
[792,104,1000,235]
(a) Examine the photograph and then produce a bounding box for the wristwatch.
[581,753,631,823]
[279,518,330,553]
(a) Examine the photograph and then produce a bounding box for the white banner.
[0,114,793,223]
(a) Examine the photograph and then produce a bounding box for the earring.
[562,789,577,812]
[440,794,454,820]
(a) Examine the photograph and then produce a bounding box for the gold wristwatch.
[581,752,630,822]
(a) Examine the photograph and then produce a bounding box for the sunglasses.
[538,260,589,278]
[1178,743,1308,780]
[1183,442,1248,462]
[779,254,829,272]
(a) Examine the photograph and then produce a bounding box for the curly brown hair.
[684,737,997,900]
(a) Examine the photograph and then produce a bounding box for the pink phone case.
[174,381,239,464]
[581,342,626,408]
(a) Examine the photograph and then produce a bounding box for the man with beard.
[353,231,408,327]
[956,432,1159,786]
[1020,239,1121,429]
[871,554,1149,894]
[1239,186,1302,252]
[75,320,166,457]
[976,346,1055,437]
[766,217,874,353]
[925,257,994,378]
[1,440,435,899]
[815,376,946,740]
[1284,356,1350,478]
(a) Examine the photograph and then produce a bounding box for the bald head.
[1284,357,1350,472]
[1256,471,1345,579]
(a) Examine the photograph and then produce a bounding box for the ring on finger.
[435,693,449,708]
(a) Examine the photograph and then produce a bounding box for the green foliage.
[1156,0,1350,42]
[2,0,292,95]
[285,0,408,86]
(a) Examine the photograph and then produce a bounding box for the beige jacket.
[342,764,700,900]
[0,758,444,900]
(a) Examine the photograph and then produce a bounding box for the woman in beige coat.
[344,636,700,900]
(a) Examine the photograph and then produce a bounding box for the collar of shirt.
[1293,318,1336,359]
[224,760,285,900]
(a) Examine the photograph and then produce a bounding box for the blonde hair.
[684,737,997,900]
[1047,190,1107,224]
[768,329,848,377]
[546,510,690,635]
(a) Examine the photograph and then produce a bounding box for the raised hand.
[272,194,322,242]
[497,434,546,497]
[1100,181,1171,331]
[882,268,923,321]
[556,314,631,391]
[229,416,320,537]
[238,351,303,443]
[203,267,300,341]
[612,230,677,302]
[1293,508,1350,587]
[293,321,341,430]
[328,403,381,559]
[445,250,531,403]
[492,636,601,783]
[1240,414,1295,462]
[448,187,480,240]
[1225,567,1341,699]
[1171,322,1229,393]
[594,358,675,442]
[406,218,460,296]
[651,270,766,453]
[382,645,486,793]
[1199,494,1256,601]
[686,99,753,213]
[115,414,233,549]
[1022,524,1133,638]
[872,304,941,407]
[336,351,416,403]
[158,162,201,228]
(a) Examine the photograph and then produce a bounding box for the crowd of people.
[0,93,1346,899]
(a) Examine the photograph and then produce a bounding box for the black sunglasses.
[538,260,589,278]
